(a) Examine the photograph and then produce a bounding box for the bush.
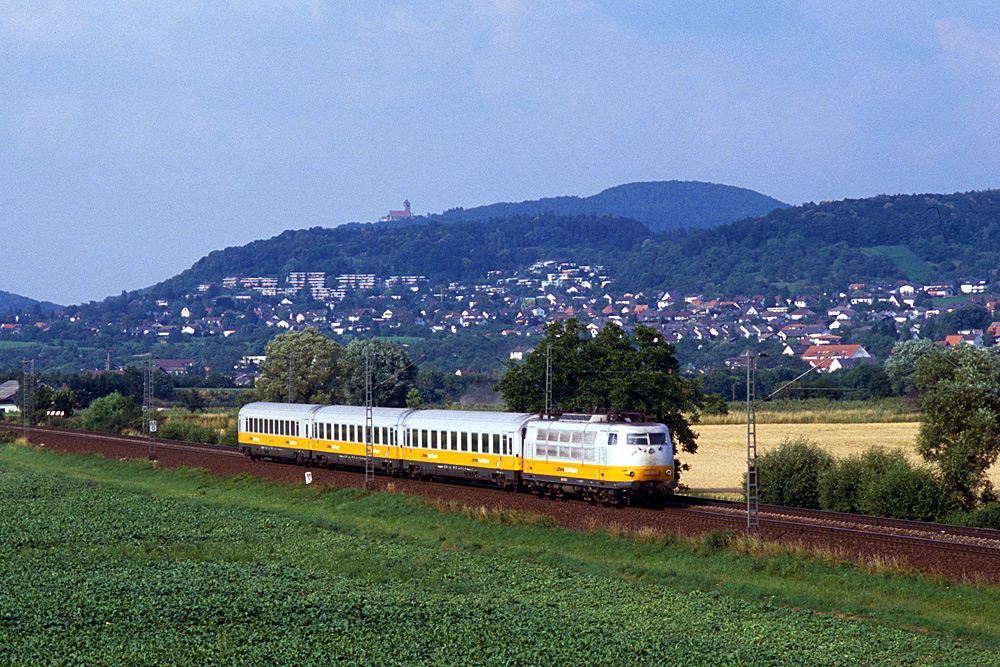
[702,394,728,415]
[819,448,948,521]
[83,392,140,434]
[944,502,1000,530]
[751,438,834,509]
[218,421,238,447]
[158,420,219,445]
[818,456,865,513]
[856,452,946,521]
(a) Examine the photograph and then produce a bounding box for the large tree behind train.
[495,319,703,457]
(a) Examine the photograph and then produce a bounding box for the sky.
[4,1,1000,305]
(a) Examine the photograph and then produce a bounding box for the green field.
[2,443,1000,666]
[861,245,934,283]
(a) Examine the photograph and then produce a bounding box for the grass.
[698,398,920,425]
[861,245,934,283]
[2,441,1000,665]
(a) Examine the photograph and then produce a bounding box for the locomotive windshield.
[626,432,668,446]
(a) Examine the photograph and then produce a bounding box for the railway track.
[669,496,1000,549]
[5,423,1000,584]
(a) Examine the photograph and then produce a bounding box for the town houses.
[4,265,1000,378]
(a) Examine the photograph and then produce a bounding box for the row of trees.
[252,329,418,407]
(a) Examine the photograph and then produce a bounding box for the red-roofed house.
[942,333,983,348]
[800,345,873,372]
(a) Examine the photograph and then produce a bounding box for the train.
[237,402,677,504]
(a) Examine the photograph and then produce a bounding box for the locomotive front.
[604,422,677,498]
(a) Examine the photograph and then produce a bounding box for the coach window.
[502,435,509,455]
[430,430,438,449]
[349,425,355,442]
[470,432,479,453]
[459,431,468,452]
[492,434,500,455]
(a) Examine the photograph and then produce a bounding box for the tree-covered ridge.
[0,290,62,314]
[616,190,1000,294]
[155,214,652,298]
[422,180,788,233]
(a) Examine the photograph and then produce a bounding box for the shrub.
[159,420,219,445]
[702,394,729,415]
[944,502,1000,530]
[751,438,834,509]
[856,452,946,521]
[818,456,865,513]
[83,392,140,434]
[820,448,948,521]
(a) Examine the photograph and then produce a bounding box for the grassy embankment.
[2,441,1000,666]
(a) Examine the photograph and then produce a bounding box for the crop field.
[685,421,1000,496]
[3,443,1000,665]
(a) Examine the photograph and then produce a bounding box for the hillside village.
[2,259,998,379]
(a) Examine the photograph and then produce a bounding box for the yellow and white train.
[238,402,677,504]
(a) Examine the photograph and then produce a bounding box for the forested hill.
[418,181,788,233]
[156,214,653,298]
[0,290,62,314]
[615,190,1000,294]
[143,188,1000,303]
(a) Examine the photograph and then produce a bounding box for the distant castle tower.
[380,200,413,223]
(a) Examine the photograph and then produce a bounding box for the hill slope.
[140,189,1000,304]
[616,190,1000,294]
[0,290,62,314]
[422,181,788,232]
[157,214,652,298]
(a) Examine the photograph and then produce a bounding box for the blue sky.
[4,1,1000,305]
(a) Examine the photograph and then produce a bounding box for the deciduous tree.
[339,339,418,407]
[913,344,1000,510]
[495,320,702,454]
[255,329,343,403]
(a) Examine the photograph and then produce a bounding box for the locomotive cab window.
[607,432,618,446]
[649,432,668,446]
[627,434,649,446]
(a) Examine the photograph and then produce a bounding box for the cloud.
[936,17,1000,74]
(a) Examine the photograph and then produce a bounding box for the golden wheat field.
[682,421,1000,496]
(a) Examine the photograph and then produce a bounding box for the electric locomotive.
[237,402,676,504]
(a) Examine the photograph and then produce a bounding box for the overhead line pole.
[22,359,33,441]
[746,353,759,534]
[364,347,374,489]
